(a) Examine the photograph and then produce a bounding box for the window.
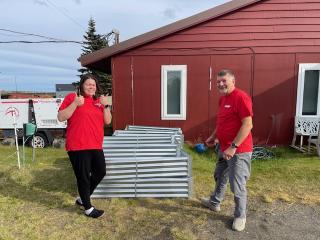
[161,65,187,120]
[296,64,320,116]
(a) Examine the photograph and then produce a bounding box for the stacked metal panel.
[92,125,192,198]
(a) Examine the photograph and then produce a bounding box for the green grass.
[184,145,320,204]
[0,145,319,239]
[249,147,320,203]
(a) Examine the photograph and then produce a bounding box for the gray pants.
[210,151,252,218]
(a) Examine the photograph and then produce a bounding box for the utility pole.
[112,29,120,44]
[14,76,17,92]
[0,72,2,98]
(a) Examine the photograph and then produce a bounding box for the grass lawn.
[0,145,319,239]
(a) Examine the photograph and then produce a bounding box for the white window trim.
[296,63,320,117]
[161,65,187,120]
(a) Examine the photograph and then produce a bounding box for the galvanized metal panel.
[91,193,189,198]
[101,177,189,183]
[111,134,183,146]
[103,140,171,144]
[98,183,189,188]
[115,130,178,134]
[94,126,192,198]
[107,167,187,174]
[105,148,177,153]
[105,157,188,164]
[126,125,182,132]
[106,162,188,169]
[104,153,178,158]
[103,144,178,149]
[104,136,173,140]
[94,189,188,193]
[103,172,188,179]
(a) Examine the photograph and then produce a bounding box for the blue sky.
[0,0,228,92]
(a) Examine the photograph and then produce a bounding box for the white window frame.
[296,63,320,117]
[161,65,187,120]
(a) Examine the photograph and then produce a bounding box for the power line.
[0,28,118,45]
[0,40,82,44]
[45,0,85,30]
[0,28,67,41]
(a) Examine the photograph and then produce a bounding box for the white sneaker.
[232,217,246,231]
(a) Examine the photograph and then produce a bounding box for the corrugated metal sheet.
[92,126,192,198]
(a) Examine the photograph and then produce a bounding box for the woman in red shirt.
[58,74,112,218]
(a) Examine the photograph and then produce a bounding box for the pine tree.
[77,17,112,94]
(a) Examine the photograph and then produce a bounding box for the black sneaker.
[75,198,84,208]
[85,208,104,218]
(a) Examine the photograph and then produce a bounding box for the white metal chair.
[291,116,320,154]
[308,126,320,157]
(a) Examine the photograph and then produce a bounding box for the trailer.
[0,98,66,147]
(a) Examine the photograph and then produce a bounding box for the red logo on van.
[5,107,19,117]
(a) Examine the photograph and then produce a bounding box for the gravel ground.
[199,200,320,240]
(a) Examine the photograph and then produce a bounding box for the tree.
[76,17,112,94]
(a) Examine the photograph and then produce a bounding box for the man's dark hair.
[78,73,102,100]
[217,69,235,78]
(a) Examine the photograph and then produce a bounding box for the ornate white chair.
[308,126,320,157]
[291,116,320,154]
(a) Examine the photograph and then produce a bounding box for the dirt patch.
[128,198,320,240]
[198,200,320,240]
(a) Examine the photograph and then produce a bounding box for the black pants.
[68,149,106,210]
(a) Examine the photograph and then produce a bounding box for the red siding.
[112,0,320,144]
[112,56,133,130]
[131,56,170,127]
[169,56,211,141]
[253,54,296,144]
[137,0,320,53]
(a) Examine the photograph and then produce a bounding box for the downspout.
[130,57,135,125]
[111,58,116,130]
[247,46,256,101]
[293,53,298,117]
[208,61,213,137]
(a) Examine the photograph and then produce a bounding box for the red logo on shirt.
[94,103,102,108]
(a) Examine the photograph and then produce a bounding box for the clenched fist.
[74,94,84,106]
[100,94,109,107]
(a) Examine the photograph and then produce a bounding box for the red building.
[79,0,320,145]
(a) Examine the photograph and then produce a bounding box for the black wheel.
[28,133,49,148]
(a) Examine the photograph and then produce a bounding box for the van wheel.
[29,133,48,148]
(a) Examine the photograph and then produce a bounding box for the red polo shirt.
[216,88,253,153]
[59,93,104,151]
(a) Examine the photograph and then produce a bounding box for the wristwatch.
[231,142,239,149]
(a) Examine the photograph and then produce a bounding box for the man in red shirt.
[201,69,253,231]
